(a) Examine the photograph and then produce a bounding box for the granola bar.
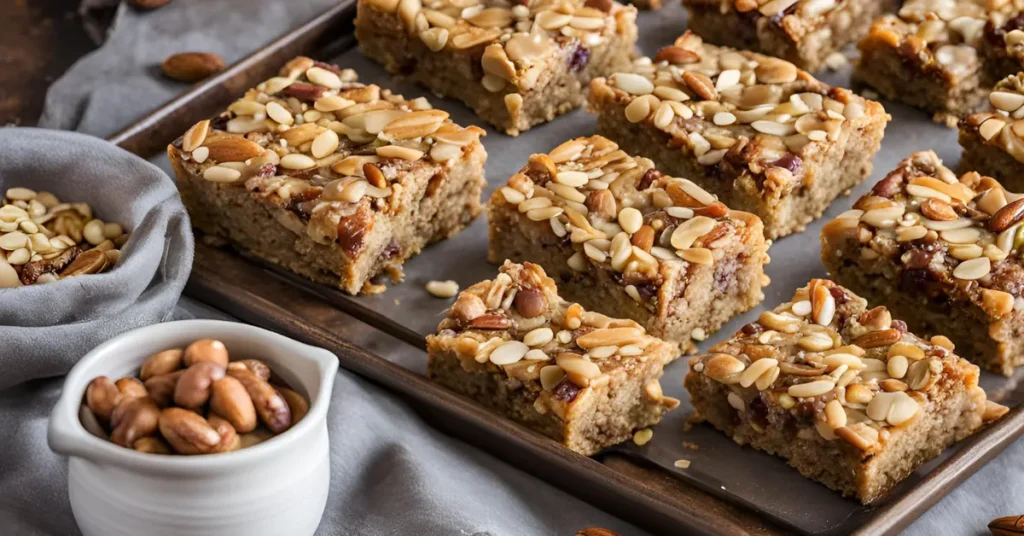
[959,73,1024,191]
[682,0,900,72]
[685,279,1007,504]
[855,0,1024,127]
[487,135,770,353]
[354,0,638,135]
[426,261,681,455]
[167,57,487,295]
[587,31,889,238]
[0,188,128,288]
[821,151,1024,376]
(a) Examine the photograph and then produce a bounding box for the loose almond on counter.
[161,52,226,83]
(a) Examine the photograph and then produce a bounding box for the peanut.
[115,377,148,399]
[183,339,230,368]
[140,349,184,380]
[229,368,292,433]
[210,376,258,433]
[238,427,274,449]
[134,436,173,454]
[158,408,223,455]
[110,396,160,447]
[207,414,241,453]
[226,359,272,381]
[144,370,184,407]
[86,376,121,423]
[278,387,309,425]
[173,362,226,410]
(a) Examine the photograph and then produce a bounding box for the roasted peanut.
[110,396,160,447]
[207,414,241,453]
[134,436,173,454]
[158,408,222,455]
[173,362,226,410]
[210,376,258,433]
[144,370,185,407]
[227,359,271,381]
[86,376,121,423]
[238,427,274,449]
[278,387,309,426]
[115,377,148,399]
[140,349,184,380]
[229,368,291,433]
[183,339,230,368]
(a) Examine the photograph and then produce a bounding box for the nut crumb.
[633,428,654,446]
[426,279,459,298]
[682,440,700,450]
[673,459,691,469]
[824,52,848,71]
[690,327,707,341]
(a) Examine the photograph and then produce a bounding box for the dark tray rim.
[107,3,1024,535]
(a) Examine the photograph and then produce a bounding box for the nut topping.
[689,279,996,458]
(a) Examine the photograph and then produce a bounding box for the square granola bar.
[821,151,1024,376]
[167,57,487,295]
[487,135,770,354]
[426,261,681,455]
[588,31,889,238]
[960,73,1024,191]
[682,0,900,72]
[685,279,1007,503]
[855,0,1024,127]
[355,0,638,136]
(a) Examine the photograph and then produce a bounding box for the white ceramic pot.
[48,320,339,536]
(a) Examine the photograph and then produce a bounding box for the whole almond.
[631,225,655,251]
[853,328,902,349]
[988,198,1024,232]
[990,515,1024,536]
[129,0,171,9]
[654,46,700,65]
[161,52,226,83]
[682,71,717,101]
[60,249,108,278]
[202,133,266,163]
[920,198,958,221]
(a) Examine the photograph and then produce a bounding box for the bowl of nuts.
[48,320,338,536]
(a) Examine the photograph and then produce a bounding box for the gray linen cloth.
[0,128,192,390]
[10,0,1022,535]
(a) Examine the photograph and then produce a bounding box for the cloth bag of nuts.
[0,128,193,390]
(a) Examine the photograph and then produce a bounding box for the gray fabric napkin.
[41,0,342,137]
[0,128,192,390]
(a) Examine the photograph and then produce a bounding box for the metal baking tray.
[110,2,1024,534]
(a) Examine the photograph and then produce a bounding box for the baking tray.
[109,1,1024,534]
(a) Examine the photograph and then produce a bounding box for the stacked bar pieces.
[487,135,770,353]
[821,151,1024,376]
[167,57,487,295]
[588,31,889,238]
[960,73,1024,191]
[685,279,1007,503]
[682,0,900,72]
[426,261,681,455]
[855,0,1024,126]
[354,0,638,135]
